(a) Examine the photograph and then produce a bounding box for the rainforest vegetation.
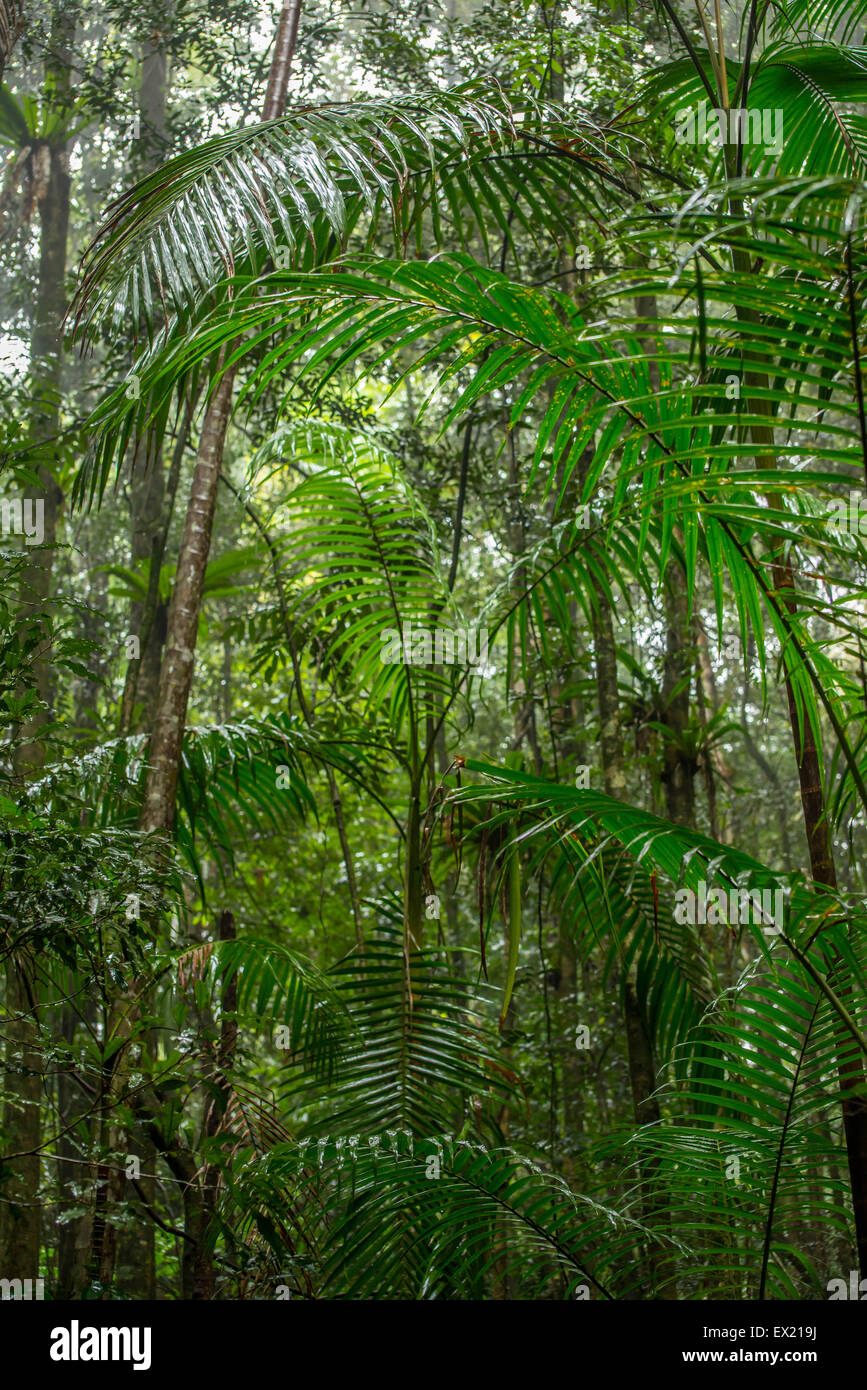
[1,0,867,1304]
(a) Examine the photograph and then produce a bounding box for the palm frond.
[207,934,353,1083]
[98,175,867,824]
[282,920,513,1137]
[622,950,859,1298]
[72,87,629,337]
[226,1132,667,1299]
[244,420,483,754]
[24,718,319,878]
[644,45,867,180]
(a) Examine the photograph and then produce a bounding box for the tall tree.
[119,31,171,736]
[89,0,304,1295]
[14,0,78,777]
[139,0,302,837]
[0,0,79,1285]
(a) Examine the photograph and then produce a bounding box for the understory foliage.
[1,0,867,1300]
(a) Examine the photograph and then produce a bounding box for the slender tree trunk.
[91,5,304,1295]
[552,672,588,1172]
[0,958,42,1279]
[552,927,585,1176]
[634,284,697,831]
[14,3,76,777]
[120,397,194,735]
[0,0,24,81]
[111,45,172,1297]
[124,443,167,732]
[592,585,676,1297]
[1,4,77,1284]
[121,36,171,735]
[661,568,697,827]
[192,909,237,1299]
[55,999,94,1299]
[694,620,740,848]
[140,1,301,836]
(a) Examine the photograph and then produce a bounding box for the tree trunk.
[0,0,24,81]
[121,35,169,736]
[592,573,676,1298]
[1,4,77,1284]
[96,181,168,1281]
[119,397,194,736]
[0,958,42,1279]
[635,283,697,831]
[91,4,304,1294]
[140,0,301,837]
[661,568,696,828]
[13,3,77,777]
[55,1000,94,1299]
[192,909,238,1299]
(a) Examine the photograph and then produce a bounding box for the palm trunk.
[91,4,304,1293]
[140,0,301,837]
[592,583,677,1298]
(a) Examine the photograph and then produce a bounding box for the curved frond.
[73,88,629,337]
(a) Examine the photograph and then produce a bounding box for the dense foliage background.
[1,0,867,1301]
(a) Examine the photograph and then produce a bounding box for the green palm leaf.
[226,1131,666,1299]
[625,951,859,1298]
[72,87,627,337]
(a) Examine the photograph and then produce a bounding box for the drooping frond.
[621,949,860,1299]
[453,760,794,1062]
[224,1132,668,1299]
[23,718,319,878]
[72,87,630,337]
[643,45,867,181]
[281,922,512,1137]
[181,933,354,1083]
